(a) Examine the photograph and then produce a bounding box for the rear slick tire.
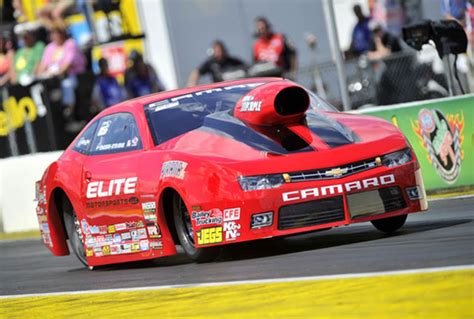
[371,214,407,233]
[173,194,221,263]
[62,198,88,267]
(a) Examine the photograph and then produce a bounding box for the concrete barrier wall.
[357,94,473,191]
[0,151,62,233]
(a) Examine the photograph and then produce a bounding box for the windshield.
[145,82,337,145]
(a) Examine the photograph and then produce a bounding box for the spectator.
[0,34,15,86]
[37,0,76,30]
[125,51,165,98]
[11,27,44,86]
[441,0,468,22]
[187,40,245,86]
[92,58,126,109]
[349,5,372,56]
[367,23,402,60]
[253,16,297,79]
[37,25,86,114]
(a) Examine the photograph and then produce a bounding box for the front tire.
[371,214,407,233]
[173,194,221,262]
[62,198,88,267]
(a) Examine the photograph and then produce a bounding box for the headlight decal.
[381,148,412,168]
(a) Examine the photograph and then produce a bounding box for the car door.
[81,112,147,257]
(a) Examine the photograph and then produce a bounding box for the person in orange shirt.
[252,16,297,80]
[0,34,15,86]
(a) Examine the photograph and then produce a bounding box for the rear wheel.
[173,194,221,262]
[371,214,407,233]
[62,198,88,267]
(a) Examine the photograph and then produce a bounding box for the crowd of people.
[0,11,163,127]
[1,1,472,117]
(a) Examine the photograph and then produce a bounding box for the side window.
[73,121,98,154]
[90,112,143,155]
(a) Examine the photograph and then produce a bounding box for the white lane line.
[428,194,474,202]
[1,264,473,299]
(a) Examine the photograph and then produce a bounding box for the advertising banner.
[358,94,473,191]
[0,79,64,158]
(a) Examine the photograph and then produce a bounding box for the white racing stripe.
[1,264,473,299]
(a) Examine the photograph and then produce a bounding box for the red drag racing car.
[35,78,428,268]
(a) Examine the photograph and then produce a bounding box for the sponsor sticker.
[108,225,116,233]
[150,240,163,250]
[138,228,148,239]
[113,233,122,244]
[94,246,103,257]
[131,230,139,241]
[110,244,121,255]
[86,177,138,199]
[86,248,94,257]
[89,225,100,234]
[223,208,241,222]
[224,221,241,241]
[102,245,111,256]
[160,161,188,180]
[97,120,111,136]
[132,242,140,252]
[147,225,161,238]
[127,221,144,229]
[192,209,223,226]
[121,232,131,241]
[196,227,222,245]
[81,219,89,234]
[121,243,131,253]
[140,239,149,251]
[99,225,108,234]
[86,236,96,247]
[115,223,127,231]
[240,95,262,112]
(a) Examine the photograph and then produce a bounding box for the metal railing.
[297,51,470,110]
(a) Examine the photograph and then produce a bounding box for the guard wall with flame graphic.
[358,94,473,191]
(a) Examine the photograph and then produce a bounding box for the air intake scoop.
[234,82,310,126]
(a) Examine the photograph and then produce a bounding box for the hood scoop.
[233,82,310,126]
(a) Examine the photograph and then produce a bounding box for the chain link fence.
[297,51,471,110]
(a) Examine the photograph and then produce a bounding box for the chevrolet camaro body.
[35,78,428,267]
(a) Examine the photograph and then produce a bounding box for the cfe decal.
[412,108,464,183]
[86,177,137,199]
[160,161,188,180]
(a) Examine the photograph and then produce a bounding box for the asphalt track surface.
[1,196,473,296]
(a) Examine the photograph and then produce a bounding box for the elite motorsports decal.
[412,108,464,184]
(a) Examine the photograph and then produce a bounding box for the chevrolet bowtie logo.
[324,167,348,177]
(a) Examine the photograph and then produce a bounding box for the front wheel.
[62,198,88,267]
[371,214,407,233]
[173,194,221,263]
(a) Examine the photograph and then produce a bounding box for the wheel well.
[51,188,69,239]
[160,188,180,244]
